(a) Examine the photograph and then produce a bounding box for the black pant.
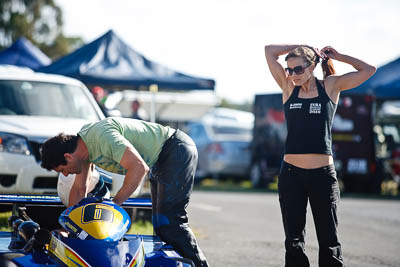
[150,129,209,267]
[278,161,344,267]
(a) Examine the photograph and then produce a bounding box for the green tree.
[0,0,83,59]
[39,34,84,59]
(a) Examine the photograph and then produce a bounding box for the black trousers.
[278,161,344,267]
[150,129,209,267]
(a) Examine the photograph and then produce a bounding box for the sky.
[56,0,400,103]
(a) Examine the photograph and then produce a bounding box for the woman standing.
[264,44,375,267]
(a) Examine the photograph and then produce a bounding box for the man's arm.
[68,162,93,207]
[112,145,149,206]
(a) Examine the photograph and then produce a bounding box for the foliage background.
[0,0,83,59]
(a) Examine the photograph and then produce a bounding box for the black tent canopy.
[38,30,215,91]
[347,57,400,99]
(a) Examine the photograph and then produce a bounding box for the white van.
[0,65,135,196]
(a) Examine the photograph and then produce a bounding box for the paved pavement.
[187,191,400,267]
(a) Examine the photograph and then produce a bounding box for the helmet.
[57,169,100,206]
[58,198,131,241]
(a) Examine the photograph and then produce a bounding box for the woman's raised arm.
[264,44,300,90]
[322,46,376,92]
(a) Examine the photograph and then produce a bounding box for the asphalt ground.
[187,191,400,267]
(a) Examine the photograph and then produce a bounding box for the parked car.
[0,65,138,196]
[184,108,254,179]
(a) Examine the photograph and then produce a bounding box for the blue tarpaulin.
[347,57,400,99]
[0,37,51,70]
[38,30,215,90]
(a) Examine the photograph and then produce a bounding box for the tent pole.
[149,84,158,123]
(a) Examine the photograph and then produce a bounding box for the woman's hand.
[321,46,341,60]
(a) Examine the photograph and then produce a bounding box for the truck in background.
[250,94,285,188]
[331,94,381,193]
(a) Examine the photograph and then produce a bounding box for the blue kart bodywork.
[0,194,193,267]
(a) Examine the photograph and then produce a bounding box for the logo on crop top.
[289,103,302,109]
[309,103,321,114]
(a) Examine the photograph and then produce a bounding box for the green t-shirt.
[78,117,174,175]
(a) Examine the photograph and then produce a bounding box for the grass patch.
[0,211,12,231]
[195,178,251,191]
[194,177,278,193]
[128,220,154,235]
[381,180,399,197]
[195,177,400,200]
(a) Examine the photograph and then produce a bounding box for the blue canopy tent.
[38,30,215,91]
[0,37,51,70]
[346,57,400,99]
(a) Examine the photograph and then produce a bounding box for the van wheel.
[26,206,65,231]
[250,163,263,188]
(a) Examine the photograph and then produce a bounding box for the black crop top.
[283,78,337,155]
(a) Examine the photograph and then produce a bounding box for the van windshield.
[0,80,100,120]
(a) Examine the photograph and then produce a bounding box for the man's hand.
[68,162,93,207]
[321,46,340,61]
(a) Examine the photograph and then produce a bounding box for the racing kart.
[0,194,194,267]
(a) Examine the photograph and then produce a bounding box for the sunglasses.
[285,62,311,76]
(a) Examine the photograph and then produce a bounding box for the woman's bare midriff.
[284,154,334,169]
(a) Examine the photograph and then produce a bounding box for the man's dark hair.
[40,133,79,171]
